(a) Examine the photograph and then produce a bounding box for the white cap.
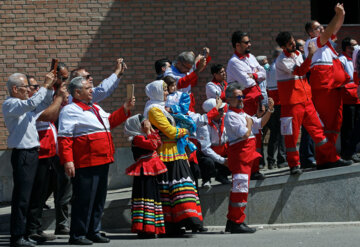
[202,98,226,113]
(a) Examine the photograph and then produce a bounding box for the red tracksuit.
[276,50,339,167]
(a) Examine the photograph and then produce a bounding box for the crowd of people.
[3,2,360,246]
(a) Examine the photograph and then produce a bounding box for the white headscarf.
[124,114,144,141]
[143,80,172,120]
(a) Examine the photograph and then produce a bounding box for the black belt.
[14,147,40,151]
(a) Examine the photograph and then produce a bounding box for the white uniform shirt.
[339,54,354,82]
[224,109,262,146]
[2,87,54,149]
[266,62,278,90]
[226,53,266,88]
[206,81,225,99]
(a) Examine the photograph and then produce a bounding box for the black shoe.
[259,163,265,169]
[54,226,70,235]
[290,165,303,175]
[343,154,360,163]
[11,237,35,247]
[267,162,274,170]
[317,158,353,170]
[28,231,56,242]
[215,176,231,184]
[225,220,256,233]
[192,226,208,233]
[69,237,93,245]
[87,234,110,243]
[300,161,316,169]
[277,162,288,168]
[250,172,266,180]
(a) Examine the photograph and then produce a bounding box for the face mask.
[264,63,270,71]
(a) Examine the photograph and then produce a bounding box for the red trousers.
[311,88,343,145]
[281,100,339,167]
[227,139,261,223]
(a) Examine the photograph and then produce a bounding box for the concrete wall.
[0,147,134,202]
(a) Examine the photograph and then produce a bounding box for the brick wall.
[0,0,356,150]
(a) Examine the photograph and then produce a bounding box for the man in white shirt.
[3,72,56,247]
[224,83,273,233]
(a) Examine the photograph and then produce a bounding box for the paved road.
[1,225,360,247]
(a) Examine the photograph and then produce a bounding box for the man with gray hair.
[224,83,274,233]
[3,72,56,247]
[164,48,210,112]
[57,76,135,245]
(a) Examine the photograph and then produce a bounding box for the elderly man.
[58,76,134,245]
[164,49,210,112]
[224,83,273,233]
[3,72,56,247]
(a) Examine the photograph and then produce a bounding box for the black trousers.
[51,155,72,230]
[265,105,286,165]
[26,156,55,234]
[70,164,109,240]
[341,104,360,156]
[299,126,315,164]
[10,148,39,240]
[197,152,230,182]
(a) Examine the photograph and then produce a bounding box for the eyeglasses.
[181,62,193,71]
[241,40,251,45]
[17,85,30,89]
[313,25,323,31]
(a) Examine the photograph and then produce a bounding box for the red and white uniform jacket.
[305,36,350,90]
[266,61,280,105]
[37,121,57,159]
[339,53,360,104]
[57,99,130,169]
[276,50,312,105]
[206,80,228,101]
[197,116,228,165]
[227,52,266,88]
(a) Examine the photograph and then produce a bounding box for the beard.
[245,49,251,54]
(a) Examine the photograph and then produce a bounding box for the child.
[124,114,167,238]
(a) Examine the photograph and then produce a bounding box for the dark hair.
[154,58,171,75]
[57,62,67,73]
[305,20,317,36]
[231,31,248,48]
[163,76,176,87]
[342,37,353,52]
[70,67,86,81]
[276,31,292,47]
[211,64,224,75]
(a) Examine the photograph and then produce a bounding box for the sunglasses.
[30,85,40,90]
[84,74,92,80]
[241,40,251,45]
[237,95,245,100]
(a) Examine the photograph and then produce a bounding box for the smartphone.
[126,84,134,100]
[203,49,207,58]
[51,58,58,76]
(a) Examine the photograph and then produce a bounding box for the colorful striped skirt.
[157,159,203,229]
[131,173,165,235]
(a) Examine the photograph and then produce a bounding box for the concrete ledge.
[1,163,360,233]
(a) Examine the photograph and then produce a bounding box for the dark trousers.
[266,105,286,165]
[299,126,315,164]
[10,148,39,240]
[197,152,230,182]
[26,156,55,234]
[70,164,109,240]
[51,156,72,230]
[341,104,360,156]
